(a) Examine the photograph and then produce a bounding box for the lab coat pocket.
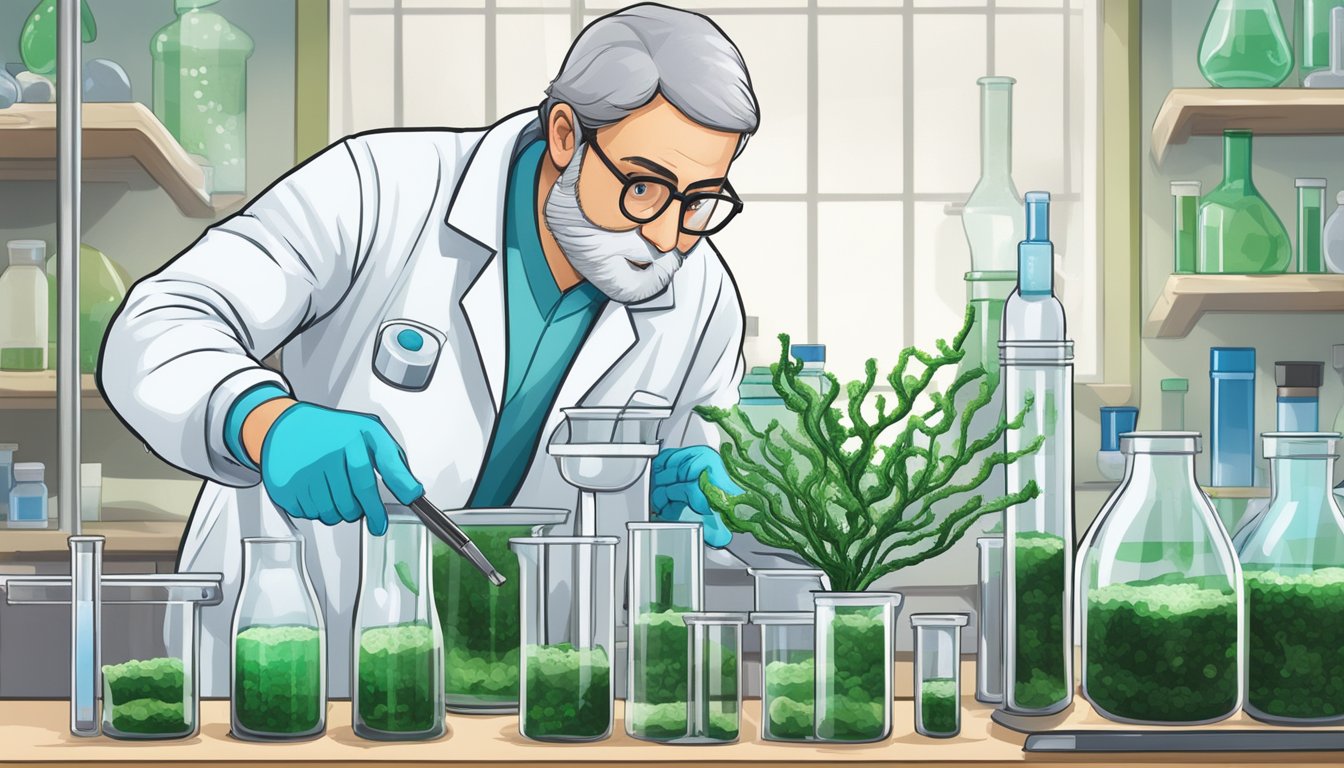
[371,318,446,392]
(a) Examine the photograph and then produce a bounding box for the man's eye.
[633,183,649,196]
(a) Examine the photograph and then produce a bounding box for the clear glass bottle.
[912,613,968,739]
[1210,347,1257,488]
[1198,0,1293,87]
[1305,6,1344,85]
[962,76,1023,274]
[8,462,48,528]
[1172,182,1202,274]
[751,611,816,743]
[1298,179,1328,274]
[814,592,902,743]
[1325,192,1344,274]
[1078,433,1243,725]
[354,510,444,741]
[1197,131,1292,275]
[1161,378,1189,431]
[626,522,704,742]
[1298,0,1344,82]
[230,537,326,741]
[975,537,1003,705]
[678,612,747,745]
[1,240,49,371]
[511,536,617,743]
[1239,433,1344,725]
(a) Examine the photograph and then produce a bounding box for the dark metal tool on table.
[408,496,506,586]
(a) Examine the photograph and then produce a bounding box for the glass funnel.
[1197,131,1291,275]
[1198,0,1293,87]
[1239,433,1344,725]
[1078,433,1243,725]
[962,77,1023,273]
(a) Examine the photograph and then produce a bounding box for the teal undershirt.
[468,139,606,507]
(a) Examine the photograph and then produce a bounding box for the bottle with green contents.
[1079,432,1243,725]
[1197,130,1291,274]
[354,509,444,740]
[1198,0,1293,87]
[1172,182,1201,275]
[230,537,327,741]
[1238,433,1344,725]
[44,244,128,374]
[19,0,96,79]
[1297,178,1328,274]
[150,0,254,194]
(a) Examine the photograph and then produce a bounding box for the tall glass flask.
[1079,433,1243,725]
[1198,0,1294,87]
[230,538,326,741]
[962,77,1023,274]
[1000,192,1074,716]
[1239,434,1344,725]
[1197,131,1292,275]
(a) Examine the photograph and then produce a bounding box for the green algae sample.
[357,623,440,734]
[919,678,959,736]
[1246,567,1344,722]
[764,655,815,741]
[1085,582,1238,723]
[233,625,323,736]
[102,657,190,737]
[818,606,887,741]
[706,705,739,741]
[1012,532,1068,710]
[522,643,610,741]
[109,698,188,736]
[628,608,690,740]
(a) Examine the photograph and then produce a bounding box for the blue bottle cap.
[1099,406,1139,452]
[1210,347,1255,374]
[790,344,826,363]
[1025,191,1051,242]
[397,328,424,352]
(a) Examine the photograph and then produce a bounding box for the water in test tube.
[69,535,103,736]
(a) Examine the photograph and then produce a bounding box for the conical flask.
[1197,131,1291,274]
[1199,0,1293,87]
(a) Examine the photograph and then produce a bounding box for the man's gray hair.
[542,3,759,156]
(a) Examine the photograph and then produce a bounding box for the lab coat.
[99,110,747,698]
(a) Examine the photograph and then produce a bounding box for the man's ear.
[546,103,579,170]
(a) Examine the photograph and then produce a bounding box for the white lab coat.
[99,110,746,697]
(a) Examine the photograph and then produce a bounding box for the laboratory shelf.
[1143,274,1344,339]
[0,521,184,558]
[0,103,244,218]
[0,371,105,410]
[1151,88,1344,163]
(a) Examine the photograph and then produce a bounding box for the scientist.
[99,3,757,697]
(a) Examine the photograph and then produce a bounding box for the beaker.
[814,592,902,743]
[435,508,570,714]
[1197,131,1291,275]
[1172,182,1201,274]
[751,611,816,742]
[230,537,326,741]
[1078,433,1243,725]
[1239,433,1344,725]
[353,511,444,741]
[679,612,748,744]
[511,536,617,743]
[746,567,829,612]
[912,613,968,739]
[1198,0,1293,87]
[1298,179,1328,274]
[962,77,1024,274]
[1161,378,1189,431]
[975,537,1003,705]
[626,522,704,742]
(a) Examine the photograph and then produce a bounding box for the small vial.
[69,535,104,737]
[8,461,48,528]
[974,538,1003,704]
[1098,407,1138,482]
[1160,378,1189,431]
[0,443,16,522]
[1297,179,1327,273]
[1171,181,1201,274]
[1275,361,1324,432]
[912,613,968,739]
[1210,348,1256,487]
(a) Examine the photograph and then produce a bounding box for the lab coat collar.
[445,109,544,252]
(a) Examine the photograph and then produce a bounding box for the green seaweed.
[1012,532,1068,709]
[522,643,610,741]
[357,623,440,734]
[233,624,323,736]
[763,655,815,741]
[817,606,887,741]
[108,698,188,736]
[919,678,959,736]
[102,657,190,737]
[628,609,690,740]
[1245,568,1344,721]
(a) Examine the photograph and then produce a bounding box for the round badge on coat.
[372,320,443,391]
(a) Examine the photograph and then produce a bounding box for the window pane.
[347,14,396,133]
[997,0,1065,7]
[819,0,902,7]
[994,13,1065,193]
[708,203,808,368]
[497,0,570,7]
[817,202,905,384]
[818,15,902,194]
[912,14,986,194]
[495,14,573,121]
[914,0,986,6]
[403,15,486,128]
[1052,199,1097,378]
[911,201,974,390]
[349,0,394,8]
[403,0,485,6]
[587,0,806,8]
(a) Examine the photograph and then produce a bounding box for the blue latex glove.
[650,445,742,548]
[258,402,424,535]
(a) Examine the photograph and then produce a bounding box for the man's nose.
[640,206,681,254]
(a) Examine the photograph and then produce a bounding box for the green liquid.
[1246,568,1344,721]
[1299,203,1325,273]
[522,643,610,741]
[357,624,440,734]
[818,606,886,741]
[1085,582,1238,723]
[233,625,323,736]
[919,678,959,737]
[102,657,190,737]
[1200,5,1293,87]
[764,655,815,741]
[1012,532,1069,710]
[1175,194,1199,273]
[435,526,525,708]
[0,348,43,371]
[628,609,690,740]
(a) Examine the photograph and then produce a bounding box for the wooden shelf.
[0,521,185,558]
[0,103,244,218]
[0,371,105,410]
[1143,274,1344,338]
[1151,88,1344,163]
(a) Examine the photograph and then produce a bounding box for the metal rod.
[57,0,82,535]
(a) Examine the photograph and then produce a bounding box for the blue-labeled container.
[1274,361,1323,432]
[7,461,47,528]
[1210,347,1256,487]
[1097,407,1139,481]
[790,344,826,366]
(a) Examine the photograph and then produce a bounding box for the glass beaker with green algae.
[354,509,444,740]
[912,614,969,739]
[511,535,617,742]
[230,537,326,740]
[1079,433,1243,725]
[677,612,748,744]
[751,611,816,742]
[814,592,903,743]
[1239,433,1344,725]
[434,508,570,713]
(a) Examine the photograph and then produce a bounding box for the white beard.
[543,145,685,304]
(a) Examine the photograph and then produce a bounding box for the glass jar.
[626,522,704,742]
[679,612,747,744]
[1298,179,1328,274]
[912,613,968,739]
[1172,182,1202,274]
[975,537,1003,704]
[751,611,816,742]
[511,536,617,743]
[1197,131,1292,275]
[1198,0,1293,87]
[746,567,828,612]
[1078,433,1243,725]
[1298,0,1344,82]
[435,508,569,713]
[814,592,902,743]
[354,511,444,741]
[1161,378,1189,431]
[962,77,1024,274]
[1239,433,1344,725]
[230,537,326,741]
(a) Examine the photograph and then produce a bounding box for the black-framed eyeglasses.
[585,137,744,236]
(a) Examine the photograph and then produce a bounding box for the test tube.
[69,535,103,737]
[1275,361,1324,432]
[1297,178,1327,273]
[974,537,1003,704]
[1160,378,1189,431]
[912,613,969,739]
[1171,182,1201,274]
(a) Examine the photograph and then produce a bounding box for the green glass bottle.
[150,0,254,194]
[19,0,97,80]
[1199,0,1294,87]
[1197,131,1291,275]
[45,244,129,374]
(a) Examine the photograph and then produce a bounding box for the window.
[329,0,1101,384]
